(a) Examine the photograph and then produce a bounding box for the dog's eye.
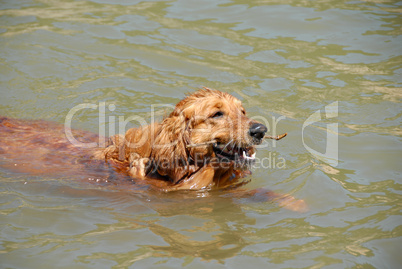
[211,111,224,118]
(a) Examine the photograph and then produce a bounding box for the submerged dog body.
[0,88,308,212]
[97,88,268,191]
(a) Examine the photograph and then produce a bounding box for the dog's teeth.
[242,151,255,160]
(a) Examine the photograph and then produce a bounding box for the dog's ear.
[150,112,192,183]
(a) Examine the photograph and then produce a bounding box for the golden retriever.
[0,88,307,212]
[96,88,268,191]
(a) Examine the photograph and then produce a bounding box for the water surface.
[1,0,401,268]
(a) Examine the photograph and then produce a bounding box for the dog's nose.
[249,123,268,140]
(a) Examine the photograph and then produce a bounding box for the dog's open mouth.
[212,143,256,163]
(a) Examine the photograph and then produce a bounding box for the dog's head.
[151,88,267,183]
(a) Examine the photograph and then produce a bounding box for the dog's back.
[0,117,102,178]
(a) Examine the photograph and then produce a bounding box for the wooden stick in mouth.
[265,133,287,141]
[186,140,217,148]
[186,133,287,148]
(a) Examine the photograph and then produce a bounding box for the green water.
[0,0,401,268]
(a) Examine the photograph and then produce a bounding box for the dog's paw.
[276,195,309,213]
[128,157,149,178]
